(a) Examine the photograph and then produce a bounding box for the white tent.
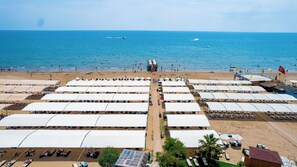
[0,79,60,86]
[19,130,90,148]
[0,130,35,148]
[23,102,69,111]
[167,115,210,127]
[161,81,186,87]
[0,114,54,127]
[42,94,149,101]
[162,87,190,93]
[22,102,148,113]
[188,79,252,85]
[0,114,147,127]
[56,86,150,93]
[81,130,146,148]
[206,102,297,113]
[165,103,200,112]
[95,115,147,127]
[163,94,195,101]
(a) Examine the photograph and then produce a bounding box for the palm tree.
[199,134,222,163]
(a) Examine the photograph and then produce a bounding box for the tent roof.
[23,102,148,112]
[0,79,59,86]
[163,94,194,101]
[162,87,190,93]
[161,81,186,86]
[81,130,146,148]
[0,130,146,148]
[165,103,200,112]
[0,114,147,127]
[42,94,149,101]
[167,115,210,127]
[188,79,252,85]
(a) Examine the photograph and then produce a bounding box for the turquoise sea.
[0,31,296,72]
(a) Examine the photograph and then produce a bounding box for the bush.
[98,147,120,167]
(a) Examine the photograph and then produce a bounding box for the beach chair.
[0,160,7,167]
[225,153,230,160]
[186,158,193,167]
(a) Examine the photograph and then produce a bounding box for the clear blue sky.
[1,0,297,32]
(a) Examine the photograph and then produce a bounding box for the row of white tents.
[206,102,297,113]
[55,86,150,93]
[23,102,148,113]
[198,92,297,102]
[161,81,187,87]
[66,80,151,87]
[0,94,31,101]
[0,85,48,93]
[42,94,149,102]
[193,85,266,92]
[0,79,60,86]
[0,114,147,127]
[0,130,145,148]
[188,79,252,85]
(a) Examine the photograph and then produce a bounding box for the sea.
[0,31,297,72]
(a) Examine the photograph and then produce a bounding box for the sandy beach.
[0,71,297,166]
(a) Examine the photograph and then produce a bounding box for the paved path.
[151,82,162,159]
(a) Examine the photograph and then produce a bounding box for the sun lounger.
[22,159,33,167]
[186,158,193,167]
[225,153,230,160]
[202,157,208,166]
[0,160,7,167]
[193,158,199,166]
[7,160,16,167]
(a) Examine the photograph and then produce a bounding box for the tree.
[157,152,177,167]
[163,138,187,159]
[98,147,120,167]
[198,134,222,164]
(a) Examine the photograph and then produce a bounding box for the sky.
[0,0,297,32]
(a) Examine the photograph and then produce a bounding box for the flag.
[279,66,285,75]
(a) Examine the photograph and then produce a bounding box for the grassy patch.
[216,160,238,167]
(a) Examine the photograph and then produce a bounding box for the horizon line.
[1,29,297,33]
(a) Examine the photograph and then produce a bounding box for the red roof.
[249,146,282,165]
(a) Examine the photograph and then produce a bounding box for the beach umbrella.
[220,134,230,140]
[232,134,243,141]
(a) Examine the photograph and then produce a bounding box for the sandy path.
[151,82,162,157]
